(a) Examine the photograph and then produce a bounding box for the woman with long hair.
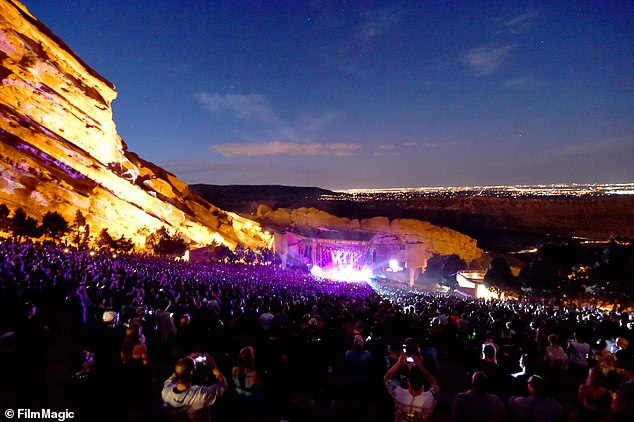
[231,346,262,418]
[120,322,148,366]
[577,367,611,422]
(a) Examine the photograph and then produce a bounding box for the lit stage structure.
[455,271,498,299]
[273,228,430,286]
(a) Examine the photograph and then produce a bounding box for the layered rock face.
[257,205,483,264]
[0,0,270,249]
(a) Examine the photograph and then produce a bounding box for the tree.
[591,239,634,297]
[207,241,235,262]
[11,208,40,239]
[0,203,10,232]
[417,254,444,286]
[519,241,582,293]
[96,228,135,253]
[485,256,515,297]
[145,226,188,257]
[441,254,466,286]
[40,211,69,239]
[71,210,90,249]
[114,235,134,253]
[96,228,115,250]
[73,209,86,227]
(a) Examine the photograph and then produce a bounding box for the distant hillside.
[189,184,333,216]
[191,184,634,252]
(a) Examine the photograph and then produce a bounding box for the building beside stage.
[455,271,498,299]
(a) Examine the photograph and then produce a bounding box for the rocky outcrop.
[0,0,270,249]
[257,205,483,264]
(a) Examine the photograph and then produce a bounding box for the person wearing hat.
[162,353,227,421]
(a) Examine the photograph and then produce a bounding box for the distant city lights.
[322,183,634,202]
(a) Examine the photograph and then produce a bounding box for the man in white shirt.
[384,349,440,421]
[162,353,227,422]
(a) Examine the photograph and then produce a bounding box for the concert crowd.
[0,238,632,421]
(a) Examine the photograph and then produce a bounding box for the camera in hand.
[192,354,213,385]
[403,343,416,363]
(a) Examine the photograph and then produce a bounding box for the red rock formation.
[257,205,483,264]
[0,0,270,248]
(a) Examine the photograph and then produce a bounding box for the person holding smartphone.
[384,349,440,421]
[403,337,423,368]
[162,353,227,421]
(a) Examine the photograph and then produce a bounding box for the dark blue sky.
[22,0,634,189]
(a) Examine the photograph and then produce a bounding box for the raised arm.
[384,351,406,383]
[206,354,228,389]
[419,363,440,392]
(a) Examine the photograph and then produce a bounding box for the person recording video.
[161,353,227,421]
[384,338,440,421]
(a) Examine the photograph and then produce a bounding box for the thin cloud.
[463,44,515,76]
[159,159,324,179]
[374,144,400,157]
[210,141,360,157]
[554,138,631,157]
[333,5,402,76]
[195,92,279,125]
[422,141,458,148]
[357,6,402,51]
[504,11,540,34]
[196,92,342,140]
[301,111,344,132]
[160,158,343,187]
[504,77,541,90]
[373,142,422,156]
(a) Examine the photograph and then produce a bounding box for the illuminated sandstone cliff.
[257,205,483,264]
[0,0,270,249]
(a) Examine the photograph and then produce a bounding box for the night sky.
[21,0,634,190]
